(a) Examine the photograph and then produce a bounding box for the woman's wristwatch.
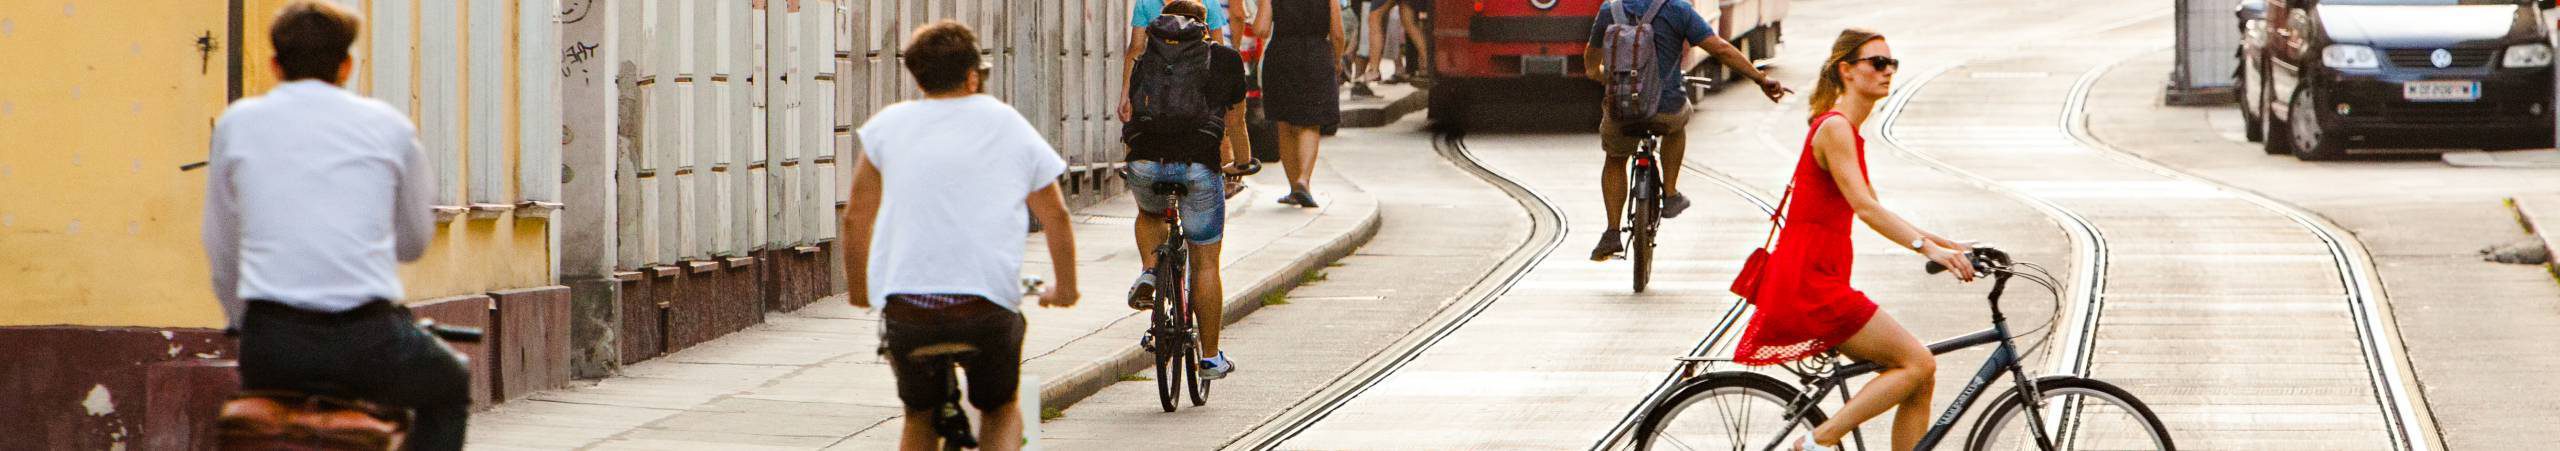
[1909,238,1929,252]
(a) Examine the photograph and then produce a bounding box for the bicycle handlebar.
[1924,246,2012,276]
[417,320,484,344]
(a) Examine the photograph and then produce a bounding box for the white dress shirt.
[202,80,436,326]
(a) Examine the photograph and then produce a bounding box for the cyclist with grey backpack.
[1124,0,1251,380]
[1583,0,1790,261]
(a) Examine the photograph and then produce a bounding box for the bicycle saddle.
[1152,182,1188,196]
[907,343,981,360]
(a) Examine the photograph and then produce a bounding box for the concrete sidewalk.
[465,168,1379,450]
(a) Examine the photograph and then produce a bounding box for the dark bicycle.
[904,277,1046,451]
[1621,125,1670,293]
[217,319,481,451]
[1631,247,2174,451]
[1127,171,1211,412]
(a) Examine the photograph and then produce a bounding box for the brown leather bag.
[216,390,405,451]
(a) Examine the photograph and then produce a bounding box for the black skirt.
[1261,37,1340,127]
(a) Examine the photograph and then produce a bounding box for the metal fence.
[603,0,1131,271]
[850,0,1134,207]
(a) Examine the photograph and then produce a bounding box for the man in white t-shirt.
[843,21,1079,451]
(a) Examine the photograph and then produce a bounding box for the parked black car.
[2242,0,2554,160]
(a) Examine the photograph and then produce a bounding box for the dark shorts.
[879,294,1026,413]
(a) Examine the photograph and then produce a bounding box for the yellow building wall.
[0,0,551,329]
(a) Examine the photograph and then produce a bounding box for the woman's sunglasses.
[1850,56,1899,71]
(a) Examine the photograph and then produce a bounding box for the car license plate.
[1523,55,1569,77]
[2403,80,2481,102]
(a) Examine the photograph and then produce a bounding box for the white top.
[202,80,436,326]
[856,95,1066,311]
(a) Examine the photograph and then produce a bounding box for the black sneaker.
[1591,229,1625,261]
[1660,193,1693,219]
[1128,271,1157,310]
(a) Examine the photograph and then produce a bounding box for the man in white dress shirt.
[201,2,469,449]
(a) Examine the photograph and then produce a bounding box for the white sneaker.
[1198,352,1236,380]
[1794,435,1839,451]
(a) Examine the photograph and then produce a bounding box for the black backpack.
[1129,15,1223,139]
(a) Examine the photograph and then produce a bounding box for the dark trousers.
[238,301,472,451]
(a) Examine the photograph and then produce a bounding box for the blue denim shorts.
[1125,161,1226,245]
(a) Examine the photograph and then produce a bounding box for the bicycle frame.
[1759,270,2058,451]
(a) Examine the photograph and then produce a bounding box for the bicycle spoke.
[1972,383,2168,451]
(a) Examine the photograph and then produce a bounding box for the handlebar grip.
[420,321,485,344]
[1926,260,1951,275]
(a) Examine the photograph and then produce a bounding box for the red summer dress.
[1732,111,1881,366]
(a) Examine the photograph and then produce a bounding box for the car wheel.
[2239,68,2264,143]
[2288,89,2346,160]
[2261,89,2293,155]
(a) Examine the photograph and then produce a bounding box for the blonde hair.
[1807,29,1887,124]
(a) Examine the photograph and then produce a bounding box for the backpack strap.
[1609,0,1630,28]
[1759,110,1851,250]
[1637,0,1668,25]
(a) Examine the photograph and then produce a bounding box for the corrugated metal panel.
[615,0,650,270]
[650,0,683,263]
[370,0,415,116]
[732,0,762,254]
[804,2,834,242]
[421,0,464,205]
[518,0,562,203]
[468,0,508,204]
[686,0,719,260]
[765,0,797,248]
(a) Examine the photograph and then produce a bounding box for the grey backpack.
[1600,0,1670,122]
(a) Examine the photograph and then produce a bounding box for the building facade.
[0,0,1133,448]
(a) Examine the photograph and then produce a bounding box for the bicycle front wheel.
[1633,372,1825,451]
[1967,376,2174,451]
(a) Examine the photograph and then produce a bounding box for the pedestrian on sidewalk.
[1582,0,1791,261]
[843,21,1081,451]
[201,2,471,449]
[1255,0,1346,208]
[1727,29,1973,451]
[1123,0,1253,380]
[1355,0,1427,92]
[1125,0,1260,196]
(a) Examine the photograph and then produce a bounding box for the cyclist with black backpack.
[1123,0,1252,380]
[1583,0,1790,261]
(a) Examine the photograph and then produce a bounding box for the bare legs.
[1133,214,1225,356]
[1276,121,1322,201]
[1810,312,1936,450]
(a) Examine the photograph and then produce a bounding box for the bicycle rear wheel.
[1966,376,2174,451]
[1630,166,1659,293]
[1152,260,1186,413]
[1632,372,1825,451]
[1186,333,1210,406]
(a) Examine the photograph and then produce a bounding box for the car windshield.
[2320,0,2525,5]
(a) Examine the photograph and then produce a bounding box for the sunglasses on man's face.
[1851,56,1900,71]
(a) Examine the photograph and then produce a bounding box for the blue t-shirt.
[1132,0,1230,30]
[1588,0,1716,115]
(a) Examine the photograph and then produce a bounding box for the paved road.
[1033,120,1531,450]
[2089,51,2560,448]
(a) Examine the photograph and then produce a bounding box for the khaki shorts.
[1600,107,1693,157]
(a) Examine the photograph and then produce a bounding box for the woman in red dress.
[1730,29,1976,451]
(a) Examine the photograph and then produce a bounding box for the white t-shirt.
[856,95,1067,311]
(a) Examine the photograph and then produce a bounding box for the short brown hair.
[902,21,981,94]
[270,1,362,82]
[1163,0,1208,22]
